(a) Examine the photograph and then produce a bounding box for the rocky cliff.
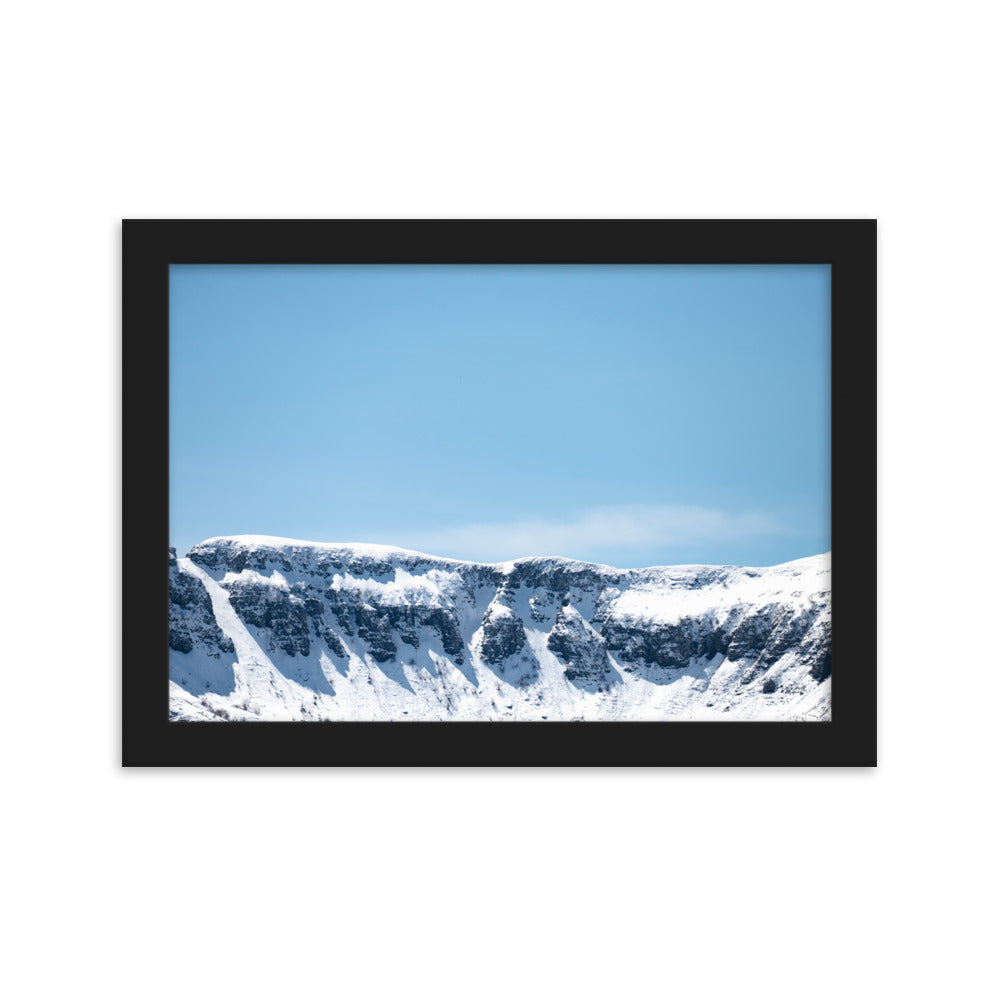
[168,536,831,721]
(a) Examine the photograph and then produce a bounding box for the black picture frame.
[123,219,876,766]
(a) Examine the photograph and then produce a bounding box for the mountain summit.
[168,536,831,722]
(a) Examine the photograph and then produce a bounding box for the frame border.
[123,220,876,766]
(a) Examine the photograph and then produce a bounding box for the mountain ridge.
[185,532,822,574]
[169,536,831,722]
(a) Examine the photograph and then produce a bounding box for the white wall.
[3,2,996,998]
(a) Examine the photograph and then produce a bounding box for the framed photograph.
[123,220,875,766]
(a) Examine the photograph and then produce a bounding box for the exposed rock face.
[224,576,313,658]
[474,595,538,688]
[547,605,613,690]
[599,615,727,672]
[479,604,527,663]
[352,605,397,663]
[169,536,832,721]
[168,548,234,657]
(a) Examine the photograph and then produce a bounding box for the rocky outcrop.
[547,604,615,690]
[599,615,728,672]
[168,548,234,657]
[223,576,313,658]
[479,603,528,665]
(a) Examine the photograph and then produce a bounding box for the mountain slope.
[168,536,831,722]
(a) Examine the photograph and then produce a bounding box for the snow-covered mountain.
[168,536,831,722]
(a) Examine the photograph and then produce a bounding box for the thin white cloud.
[402,504,784,565]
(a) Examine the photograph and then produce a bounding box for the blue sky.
[170,264,830,567]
